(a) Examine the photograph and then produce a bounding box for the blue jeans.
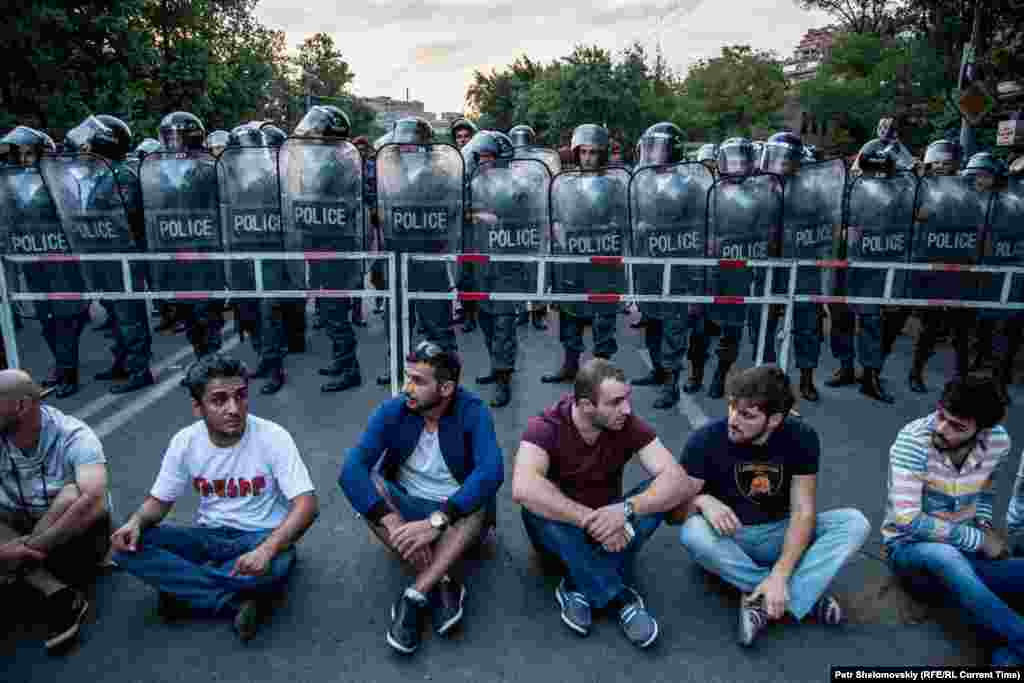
[381,479,445,521]
[520,480,663,609]
[679,508,869,619]
[113,524,296,615]
[888,541,1024,665]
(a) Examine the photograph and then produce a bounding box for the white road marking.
[93,334,241,440]
[74,323,236,423]
[636,348,709,429]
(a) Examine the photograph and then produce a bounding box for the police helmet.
[696,143,719,164]
[159,112,206,152]
[1,126,55,165]
[855,138,895,174]
[95,115,133,160]
[508,124,536,148]
[636,122,686,167]
[293,106,350,139]
[228,124,266,148]
[570,124,610,166]
[961,152,1006,178]
[64,116,121,159]
[259,124,286,148]
[205,130,231,155]
[393,117,433,145]
[484,130,515,159]
[135,138,162,157]
[717,137,757,177]
[760,131,803,174]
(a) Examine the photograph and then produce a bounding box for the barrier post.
[777,261,798,372]
[0,264,20,369]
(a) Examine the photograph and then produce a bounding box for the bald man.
[0,369,111,651]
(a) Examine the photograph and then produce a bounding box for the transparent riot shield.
[514,146,561,175]
[139,151,223,293]
[217,145,284,292]
[39,153,140,293]
[0,165,85,314]
[707,174,783,328]
[550,167,631,317]
[979,177,1024,306]
[630,162,713,317]
[780,159,847,297]
[466,158,551,314]
[910,174,991,303]
[844,172,918,311]
[279,137,364,292]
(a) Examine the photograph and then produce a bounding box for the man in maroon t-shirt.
[512,358,697,648]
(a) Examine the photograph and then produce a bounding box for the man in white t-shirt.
[0,369,111,652]
[111,353,318,642]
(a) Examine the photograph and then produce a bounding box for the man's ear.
[192,398,202,419]
[767,412,785,432]
[440,380,456,398]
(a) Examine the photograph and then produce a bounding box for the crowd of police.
[1,109,1022,411]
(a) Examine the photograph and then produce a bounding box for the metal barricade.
[0,251,402,394]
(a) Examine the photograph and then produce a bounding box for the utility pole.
[958,1,985,159]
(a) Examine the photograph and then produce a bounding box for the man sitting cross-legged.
[340,341,504,655]
[111,353,318,642]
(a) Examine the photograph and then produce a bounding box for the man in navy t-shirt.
[674,365,869,647]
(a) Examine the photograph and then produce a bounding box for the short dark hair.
[574,358,626,405]
[725,365,795,417]
[406,341,461,385]
[182,353,248,401]
[940,374,1006,431]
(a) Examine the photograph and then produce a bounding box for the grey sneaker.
[555,578,591,636]
[813,593,843,626]
[738,594,770,647]
[618,587,659,648]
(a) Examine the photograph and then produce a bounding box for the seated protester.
[884,375,1023,666]
[676,365,869,647]
[340,341,503,655]
[0,369,111,651]
[110,354,318,642]
[512,358,697,649]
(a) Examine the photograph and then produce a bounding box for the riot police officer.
[450,117,478,150]
[509,124,536,148]
[508,124,549,329]
[206,130,230,157]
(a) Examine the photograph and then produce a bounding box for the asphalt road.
[2,301,1018,681]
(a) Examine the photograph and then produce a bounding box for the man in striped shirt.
[883,375,1023,666]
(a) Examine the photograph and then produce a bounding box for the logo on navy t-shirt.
[734,463,784,502]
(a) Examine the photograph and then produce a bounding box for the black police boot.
[55,369,79,399]
[322,369,363,393]
[860,368,894,404]
[907,351,927,394]
[799,368,819,402]
[318,361,345,377]
[653,371,680,410]
[250,359,273,379]
[707,362,733,399]
[95,360,129,381]
[532,307,548,330]
[632,367,669,387]
[476,370,498,385]
[541,352,580,384]
[490,370,512,408]
[260,363,285,395]
[109,370,155,395]
[824,365,857,388]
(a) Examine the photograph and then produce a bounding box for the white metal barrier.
[0,251,402,394]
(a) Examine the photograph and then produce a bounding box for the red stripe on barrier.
[457,254,490,264]
[590,256,623,266]
[713,296,745,305]
[717,259,747,269]
[930,263,969,272]
[174,252,207,262]
[816,260,849,269]
[46,293,84,301]
[303,251,339,261]
[36,254,80,263]
[927,299,962,307]
[458,292,490,302]
[810,296,847,304]
[174,291,210,300]
[588,293,622,304]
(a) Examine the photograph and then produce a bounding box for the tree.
[794,0,902,34]
[294,32,355,100]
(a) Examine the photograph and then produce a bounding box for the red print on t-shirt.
[192,476,267,498]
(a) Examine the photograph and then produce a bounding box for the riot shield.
[377,143,464,293]
[909,175,991,302]
[0,165,85,310]
[279,137,364,292]
[466,159,551,314]
[707,174,783,327]
[979,177,1024,306]
[39,153,140,293]
[217,145,285,292]
[780,159,846,297]
[630,162,713,317]
[844,172,918,310]
[514,146,561,175]
[550,168,631,317]
[140,151,223,293]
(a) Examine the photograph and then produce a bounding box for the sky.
[254,0,833,116]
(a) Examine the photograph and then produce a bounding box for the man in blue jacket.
[340,341,504,655]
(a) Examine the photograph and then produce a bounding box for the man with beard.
[111,354,318,643]
[676,365,869,647]
[340,341,503,655]
[884,375,1022,666]
[513,358,696,648]
[0,369,111,651]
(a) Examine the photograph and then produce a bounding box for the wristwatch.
[623,499,636,524]
[429,510,450,531]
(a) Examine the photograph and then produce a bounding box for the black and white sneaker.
[555,578,591,636]
[432,576,466,636]
[387,590,426,654]
[738,594,770,647]
[45,587,88,651]
[617,587,659,648]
